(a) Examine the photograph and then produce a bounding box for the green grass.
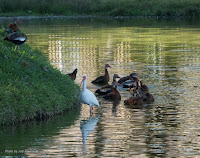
[0,29,80,125]
[0,0,200,17]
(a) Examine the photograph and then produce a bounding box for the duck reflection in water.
[80,114,99,154]
[112,100,121,117]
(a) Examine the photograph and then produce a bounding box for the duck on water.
[91,64,111,84]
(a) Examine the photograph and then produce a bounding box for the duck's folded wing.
[118,76,131,84]
[91,75,104,83]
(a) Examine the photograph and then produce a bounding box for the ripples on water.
[1,17,200,157]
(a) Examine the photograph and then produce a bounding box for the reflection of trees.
[114,41,131,63]
[93,113,106,157]
[49,40,63,71]
[21,110,81,157]
[48,35,99,80]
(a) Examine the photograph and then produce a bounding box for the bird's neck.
[104,69,109,80]
[113,78,117,82]
[104,68,108,75]
[82,79,87,91]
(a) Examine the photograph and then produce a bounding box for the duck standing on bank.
[5,17,21,33]
[4,32,27,49]
[80,75,100,115]
[67,68,78,81]
[91,64,111,84]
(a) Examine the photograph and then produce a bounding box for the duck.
[5,17,21,33]
[67,68,78,81]
[95,74,120,95]
[80,75,100,115]
[91,64,111,84]
[103,81,121,100]
[132,80,154,102]
[126,80,139,92]
[124,90,143,105]
[138,80,149,93]
[130,80,148,99]
[144,93,154,102]
[124,96,143,106]
[128,80,149,94]
[118,73,139,88]
[118,72,139,84]
[125,78,154,106]
[4,32,27,49]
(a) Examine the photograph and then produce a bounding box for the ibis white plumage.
[80,75,100,115]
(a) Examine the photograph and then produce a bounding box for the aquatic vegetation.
[0,29,80,125]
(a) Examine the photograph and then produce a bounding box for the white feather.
[80,75,99,107]
[80,89,99,107]
[14,37,26,41]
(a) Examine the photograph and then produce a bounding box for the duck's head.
[105,64,111,69]
[13,17,21,24]
[113,74,120,80]
[73,68,78,74]
[130,73,139,78]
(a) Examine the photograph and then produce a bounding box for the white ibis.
[91,64,111,84]
[67,68,78,81]
[4,32,27,49]
[80,75,100,115]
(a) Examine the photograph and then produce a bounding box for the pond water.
[1,17,200,157]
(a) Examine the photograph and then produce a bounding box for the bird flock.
[4,18,154,115]
[68,64,154,115]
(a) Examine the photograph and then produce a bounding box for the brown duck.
[124,90,143,105]
[95,74,120,95]
[118,72,139,84]
[91,64,111,84]
[103,81,121,100]
[67,68,78,81]
[5,17,21,33]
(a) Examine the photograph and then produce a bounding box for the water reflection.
[111,100,121,117]
[80,114,99,154]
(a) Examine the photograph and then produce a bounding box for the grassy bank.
[0,0,200,17]
[0,29,80,125]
